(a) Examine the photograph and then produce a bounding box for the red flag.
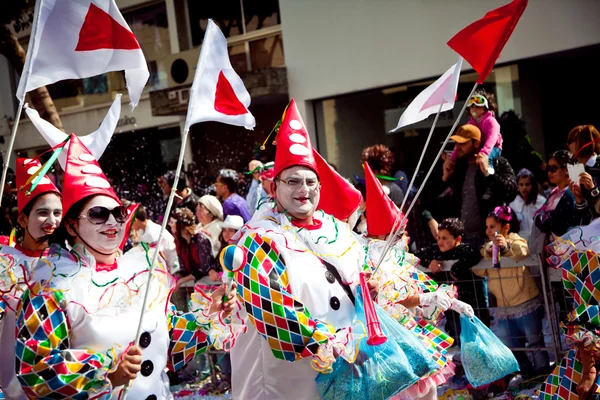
[447,0,528,83]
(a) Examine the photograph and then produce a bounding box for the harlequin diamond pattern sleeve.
[167,304,211,372]
[560,250,600,357]
[235,233,344,365]
[15,283,114,399]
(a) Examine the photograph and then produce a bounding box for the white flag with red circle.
[184,19,256,132]
[16,0,149,108]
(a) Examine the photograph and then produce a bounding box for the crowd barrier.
[419,254,569,365]
[177,254,571,387]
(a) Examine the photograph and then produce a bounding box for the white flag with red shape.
[390,57,463,132]
[184,19,256,132]
[16,0,149,109]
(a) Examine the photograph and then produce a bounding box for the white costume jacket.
[227,209,365,400]
[12,243,219,399]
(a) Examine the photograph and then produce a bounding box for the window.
[314,65,521,179]
[187,0,281,46]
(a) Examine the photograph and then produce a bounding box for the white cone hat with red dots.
[62,134,120,216]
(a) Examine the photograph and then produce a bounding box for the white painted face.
[26,193,63,240]
[275,166,320,220]
[76,196,124,254]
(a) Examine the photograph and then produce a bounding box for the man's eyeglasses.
[79,206,128,225]
[276,177,320,189]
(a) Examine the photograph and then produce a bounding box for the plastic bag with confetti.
[460,315,519,388]
[315,285,438,400]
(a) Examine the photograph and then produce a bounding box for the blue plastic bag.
[316,286,439,400]
[460,315,519,388]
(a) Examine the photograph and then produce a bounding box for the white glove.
[419,292,452,311]
[450,298,474,318]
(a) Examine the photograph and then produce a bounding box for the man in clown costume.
[221,100,457,399]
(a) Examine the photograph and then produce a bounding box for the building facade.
[1,0,600,188]
[278,0,600,178]
[0,0,286,199]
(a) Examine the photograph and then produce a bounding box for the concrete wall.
[279,0,600,134]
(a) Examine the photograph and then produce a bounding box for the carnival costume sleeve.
[167,303,212,372]
[539,228,600,398]
[226,232,352,369]
[560,250,600,357]
[15,283,116,399]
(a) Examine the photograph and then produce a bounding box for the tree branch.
[0,24,64,131]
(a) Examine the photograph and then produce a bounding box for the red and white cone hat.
[273,99,318,178]
[16,158,60,214]
[273,99,361,220]
[364,161,402,236]
[313,150,362,221]
[62,134,120,216]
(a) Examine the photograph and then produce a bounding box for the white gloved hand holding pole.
[419,292,452,311]
[450,298,474,318]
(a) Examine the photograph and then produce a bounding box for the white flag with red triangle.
[390,57,463,132]
[16,0,149,108]
[184,19,255,132]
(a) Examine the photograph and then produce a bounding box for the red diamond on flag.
[214,71,249,116]
[75,3,141,51]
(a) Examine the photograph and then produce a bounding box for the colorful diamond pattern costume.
[539,231,600,398]
[235,232,337,363]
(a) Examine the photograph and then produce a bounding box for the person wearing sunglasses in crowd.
[10,135,236,399]
[567,125,600,224]
[448,90,502,171]
[0,158,62,400]
[530,151,577,254]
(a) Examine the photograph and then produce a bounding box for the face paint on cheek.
[77,197,125,254]
[27,194,63,240]
[275,168,320,218]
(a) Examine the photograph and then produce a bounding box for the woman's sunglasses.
[79,206,128,225]
[546,165,564,173]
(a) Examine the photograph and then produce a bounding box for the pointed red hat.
[273,99,317,178]
[62,134,120,216]
[273,100,362,221]
[16,158,60,214]
[364,161,402,236]
[314,150,362,221]
[119,202,140,251]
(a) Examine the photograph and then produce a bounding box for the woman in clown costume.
[219,100,461,400]
[360,160,474,399]
[11,134,235,399]
[0,158,62,400]
[538,218,600,399]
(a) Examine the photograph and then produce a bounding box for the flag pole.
[0,101,24,201]
[121,131,189,399]
[1,0,44,201]
[371,82,479,276]
[371,99,446,275]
